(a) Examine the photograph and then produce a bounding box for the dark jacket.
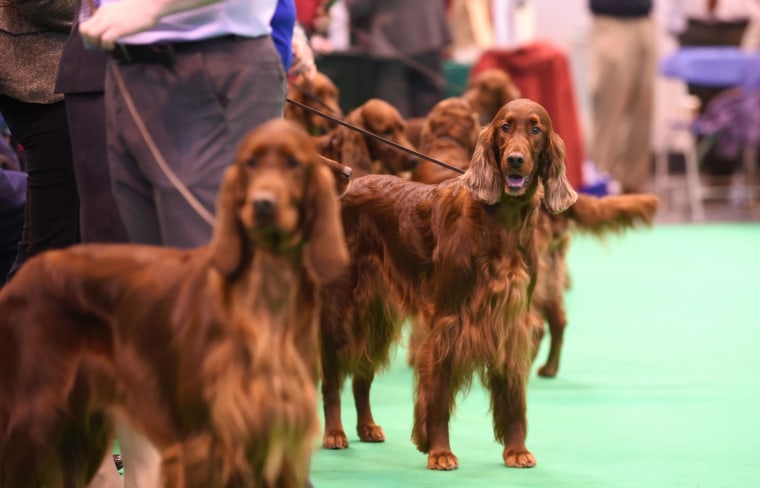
[54,23,109,95]
[0,0,76,103]
[589,0,652,18]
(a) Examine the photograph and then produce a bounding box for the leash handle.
[284,97,466,176]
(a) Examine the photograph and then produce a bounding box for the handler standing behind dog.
[80,0,286,248]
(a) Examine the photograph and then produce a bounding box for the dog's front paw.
[537,364,557,378]
[427,450,459,470]
[357,423,385,442]
[322,430,349,449]
[503,448,536,468]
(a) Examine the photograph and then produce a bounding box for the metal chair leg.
[684,135,706,222]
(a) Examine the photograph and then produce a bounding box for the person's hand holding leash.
[80,0,219,51]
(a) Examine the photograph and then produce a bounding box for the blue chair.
[657,47,760,220]
[661,47,756,87]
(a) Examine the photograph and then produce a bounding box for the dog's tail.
[561,193,660,235]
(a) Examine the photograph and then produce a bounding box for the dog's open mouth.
[505,174,529,191]
[250,225,301,253]
[251,225,283,247]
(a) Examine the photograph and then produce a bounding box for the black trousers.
[0,96,80,280]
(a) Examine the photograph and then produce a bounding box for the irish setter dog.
[463,68,522,125]
[0,119,349,488]
[319,98,578,470]
[408,101,660,378]
[285,71,344,135]
[411,97,481,185]
[317,98,419,177]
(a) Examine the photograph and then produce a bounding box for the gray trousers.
[105,35,285,248]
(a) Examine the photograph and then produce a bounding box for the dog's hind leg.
[353,296,401,443]
[352,368,385,443]
[536,300,567,378]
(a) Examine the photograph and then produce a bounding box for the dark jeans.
[0,96,80,280]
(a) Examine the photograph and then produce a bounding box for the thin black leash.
[284,97,466,176]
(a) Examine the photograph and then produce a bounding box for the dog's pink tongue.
[506,175,526,188]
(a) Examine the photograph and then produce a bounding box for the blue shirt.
[100,0,278,44]
[271,0,296,70]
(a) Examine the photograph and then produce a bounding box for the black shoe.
[113,454,123,471]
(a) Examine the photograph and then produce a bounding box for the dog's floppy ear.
[304,162,350,284]
[338,107,372,173]
[463,124,503,204]
[467,111,482,155]
[541,130,577,214]
[210,165,248,277]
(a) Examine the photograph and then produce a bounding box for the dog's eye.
[501,123,510,132]
[287,157,300,169]
[246,158,257,168]
[531,126,541,135]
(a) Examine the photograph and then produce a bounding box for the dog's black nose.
[507,153,525,169]
[253,197,276,215]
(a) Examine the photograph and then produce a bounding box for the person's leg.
[156,35,286,247]
[588,17,638,191]
[104,66,165,246]
[105,36,285,248]
[618,17,656,193]
[0,96,79,277]
[65,92,129,244]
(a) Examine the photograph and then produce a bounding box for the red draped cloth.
[471,40,584,190]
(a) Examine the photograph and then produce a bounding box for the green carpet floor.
[307,223,760,488]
